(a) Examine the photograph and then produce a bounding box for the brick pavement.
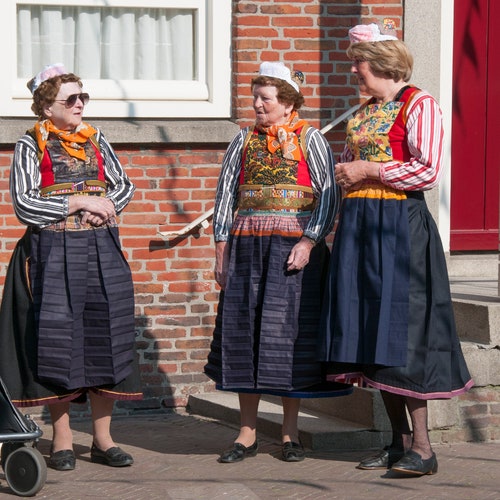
[1,412,498,499]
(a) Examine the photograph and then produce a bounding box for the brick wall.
[232,0,403,153]
[0,1,404,413]
[119,145,227,410]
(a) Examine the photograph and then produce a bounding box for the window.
[1,0,231,118]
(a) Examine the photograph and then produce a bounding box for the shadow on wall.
[131,1,389,411]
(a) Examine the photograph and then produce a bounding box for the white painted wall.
[404,0,454,252]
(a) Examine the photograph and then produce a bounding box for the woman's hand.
[287,237,314,272]
[335,160,380,190]
[80,210,106,226]
[214,241,230,289]
[69,196,116,226]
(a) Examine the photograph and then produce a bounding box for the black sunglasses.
[54,93,90,108]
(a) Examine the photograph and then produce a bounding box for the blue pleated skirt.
[30,226,136,390]
[205,214,330,392]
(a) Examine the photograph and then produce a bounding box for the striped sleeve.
[10,134,69,226]
[212,126,339,243]
[339,143,354,163]
[303,127,340,242]
[379,91,445,191]
[10,129,135,227]
[96,129,135,214]
[213,128,247,242]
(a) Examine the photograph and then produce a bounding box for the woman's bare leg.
[89,392,115,451]
[281,396,301,443]
[48,402,73,452]
[234,393,260,446]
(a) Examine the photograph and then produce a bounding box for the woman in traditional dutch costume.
[318,22,473,476]
[205,62,343,463]
[0,64,141,470]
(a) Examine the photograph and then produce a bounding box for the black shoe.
[357,446,405,470]
[48,449,76,471]
[282,441,305,462]
[391,450,438,476]
[90,443,133,467]
[219,441,258,463]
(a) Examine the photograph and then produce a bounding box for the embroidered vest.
[238,128,316,213]
[26,128,107,197]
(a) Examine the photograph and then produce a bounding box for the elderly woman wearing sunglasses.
[0,63,141,471]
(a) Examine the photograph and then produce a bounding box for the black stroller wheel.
[4,446,47,497]
[1,441,24,470]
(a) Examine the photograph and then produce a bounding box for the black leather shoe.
[357,446,405,470]
[282,441,305,462]
[90,443,133,467]
[48,449,76,471]
[219,441,258,463]
[391,450,438,476]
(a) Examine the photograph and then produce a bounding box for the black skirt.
[0,228,142,407]
[320,195,473,399]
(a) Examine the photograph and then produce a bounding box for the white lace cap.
[258,61,299,92]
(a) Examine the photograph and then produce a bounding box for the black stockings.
[380,390,433,458]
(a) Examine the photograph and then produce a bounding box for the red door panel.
[485,0,500,232]
[451,0,499,250]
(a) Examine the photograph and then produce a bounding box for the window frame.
[1,0,232,118]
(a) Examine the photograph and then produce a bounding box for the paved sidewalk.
[1,412,498,499]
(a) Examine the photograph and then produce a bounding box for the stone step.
[449,255,500,347]
[188,391,390,451]
[298,386,389,430]
[189,255,499,451]
[448,253,498,279]
[452,299,500,346]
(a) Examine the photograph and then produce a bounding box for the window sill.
[0,118,240,146]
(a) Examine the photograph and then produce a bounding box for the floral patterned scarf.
[255,111,309,162]
[34,120,98,162]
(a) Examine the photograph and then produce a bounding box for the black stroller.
[0,377,46,497]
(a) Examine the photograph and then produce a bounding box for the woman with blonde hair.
[319,21,473,476]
